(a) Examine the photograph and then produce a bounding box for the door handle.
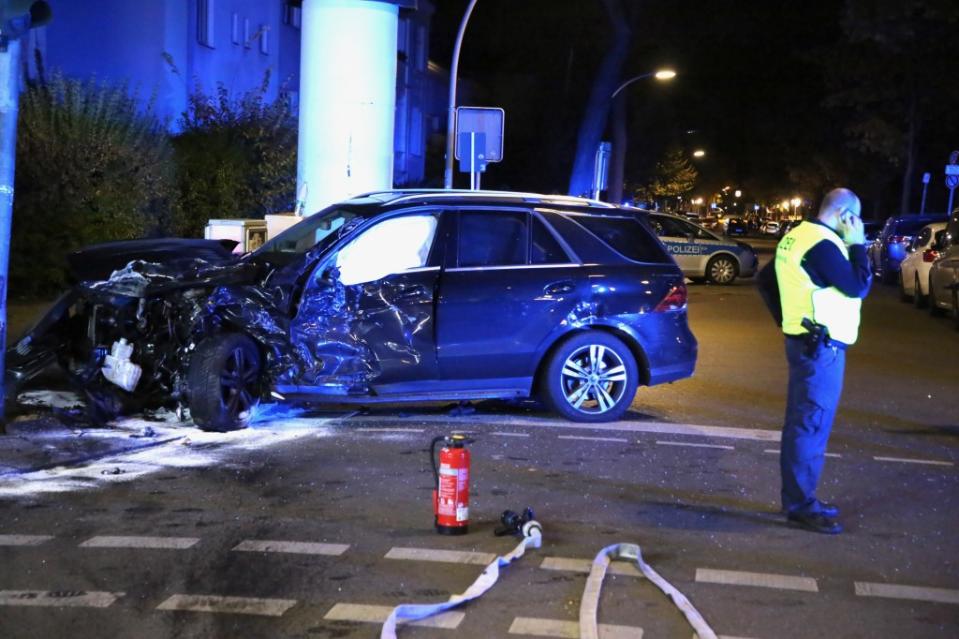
[544,280,575,295]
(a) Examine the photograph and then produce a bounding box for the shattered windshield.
[255,207,366,256]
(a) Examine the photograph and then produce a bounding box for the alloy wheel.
[709,257,736,284]
[220,345,258,421]
[560,344,629,415]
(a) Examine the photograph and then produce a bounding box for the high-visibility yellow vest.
[775,221,861,345]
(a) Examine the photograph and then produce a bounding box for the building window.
[284,3,301,29]
[198,0,215,48]
[259,25,269,55]
[243,17,251,49]
[231,13,240,45]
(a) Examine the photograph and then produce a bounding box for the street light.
[608,68,676,203]
[443,0,480,190]
[692,149,706,158]
[611,67,676,98]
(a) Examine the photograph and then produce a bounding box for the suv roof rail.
[350,189,617,210]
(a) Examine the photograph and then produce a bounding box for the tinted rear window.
[458,211,527,267]
[575,216,670,263]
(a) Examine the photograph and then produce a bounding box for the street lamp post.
[443,0,479,190]
[607,69,675,204]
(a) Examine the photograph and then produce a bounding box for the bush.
[171,71,297,237]
[12,70,173,297]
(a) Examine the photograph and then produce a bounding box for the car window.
[932,230,946,251]
[258,207,364,255]
[458,211,527,267]
[575,215,669,263]
[335,213,438,285]
[649,215,689,238]
[914,227,931,250]
[531,217,570,264]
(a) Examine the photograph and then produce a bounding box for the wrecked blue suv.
[7,190,697,430]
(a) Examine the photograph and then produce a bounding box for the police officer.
[775,188,871,534]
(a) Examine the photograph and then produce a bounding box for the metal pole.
[443,0,478,190]
[919,181,928,215]
[0,39,22,430]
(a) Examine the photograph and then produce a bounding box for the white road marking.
[0,534,53,546]
[508,616,642,638]
[232,540,349,556]
[156,594,297,616]
[540,557,643,578]
[558,435,629,443]
[855,581,959,605]
[355,428,425,433]
[763,449,841,458]
[872,456,953,467]
[80,536,199,550]
[345,414,781,442]
[492,432,531,438]
[657,440,734,450]
[385,546,496,566]
[0,590,123,608]
[324,603,464,628]
[696,568,818,593]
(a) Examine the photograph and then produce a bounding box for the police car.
[644,212,758,285]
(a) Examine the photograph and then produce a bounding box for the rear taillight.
[654,283,687,311]
[922,249,940,263]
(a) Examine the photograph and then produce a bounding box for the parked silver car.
[927,209,959,327]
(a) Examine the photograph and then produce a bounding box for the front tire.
[188,333,261,432]
[929,278,942,317]
[541,332,639,423]
[707,255,738,285]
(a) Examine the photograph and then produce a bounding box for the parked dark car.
[868,214,948,284]
[725,218,748,237]
[7,190,698,430]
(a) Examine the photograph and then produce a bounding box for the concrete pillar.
[297,0,398,214]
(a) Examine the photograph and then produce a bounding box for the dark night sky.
[429,0,959,217]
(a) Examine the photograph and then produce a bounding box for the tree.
[12,68,172,297]
[566,0,641,197]
[170,68,297,237]
[636,147,698,209]
[821,0,959,214]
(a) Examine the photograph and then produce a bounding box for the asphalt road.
[0,237,956,639]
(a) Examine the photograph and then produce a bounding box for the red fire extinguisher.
[430,434,472,535]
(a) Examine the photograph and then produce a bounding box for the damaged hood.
[86,257,260,299]
[67,238,239,282]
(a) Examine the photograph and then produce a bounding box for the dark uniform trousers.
[780,337,845,514]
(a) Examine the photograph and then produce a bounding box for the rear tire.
[899,272,910,303]
[913,274,926,308]
[540,332,639,423]
[707,255,738,285]
[188,333,261,432]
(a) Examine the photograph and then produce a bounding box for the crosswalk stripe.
[657,440,734,450]
[872,456,953,467]
[232,540,349,556]
[355,428,426,433]
[854,581,959,605]
[508,616,642,638]
[385,546,496,565]
[696,568,818,593]
[763,449,841,458]
[80,536,199,550]
[540,557,643,578]
[324,603,464,628]
[0,590,123,608]
[558,435,628,443]
[156,594,297,616]
[0,534,53,546]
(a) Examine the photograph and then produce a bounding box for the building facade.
[28,0,439,202]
